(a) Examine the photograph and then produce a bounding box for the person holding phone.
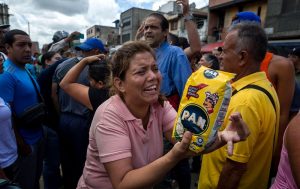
[48,31,83,54]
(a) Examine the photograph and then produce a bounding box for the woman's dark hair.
[178,37,190,50]
[3,29,29,46]
[167,35,190,51]
[168,33,179,46]
[88,59,111,87]
[203,54,220,70]
[41,51,56,67]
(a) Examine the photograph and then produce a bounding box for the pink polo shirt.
[77,95,176,189]
[271,131,298,189]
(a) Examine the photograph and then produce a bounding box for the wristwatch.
[184,14,194,22]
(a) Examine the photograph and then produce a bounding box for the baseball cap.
[75,38,105,53]
[289,47,300,57]
[232,11,261,25]
[53,30,69,43]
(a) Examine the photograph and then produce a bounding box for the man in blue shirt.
[0,29,44,189]
[141,13,192,189]
[52,38,106,189]
[143,13,192,110]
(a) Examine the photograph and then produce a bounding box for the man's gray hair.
[229,22,267,64]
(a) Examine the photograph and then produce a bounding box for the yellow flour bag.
[172,66,235,153]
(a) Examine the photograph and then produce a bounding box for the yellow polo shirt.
[199,72,280,189]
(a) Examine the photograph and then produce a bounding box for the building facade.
[120,7,156,44]
[158,1,182,14]
[0,3,9,25]
[206,0,300,55]
[118,2,208,45]
[207,0,268,42]
[265,0,300,40]
[86,25,119,46]
[162,3,208,42]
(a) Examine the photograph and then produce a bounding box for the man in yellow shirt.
[199,22,280,189]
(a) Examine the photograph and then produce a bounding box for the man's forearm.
[217,158,247,189]
[184,19,201,54]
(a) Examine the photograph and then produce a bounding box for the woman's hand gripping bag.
[172,66,235,153]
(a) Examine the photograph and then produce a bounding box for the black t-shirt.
[37,58,67,130]
[88,87,109,116]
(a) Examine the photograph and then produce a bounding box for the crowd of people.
[0,0,299,188]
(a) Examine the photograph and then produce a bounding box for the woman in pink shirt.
[77,41,250,189]
[271,111,300,189]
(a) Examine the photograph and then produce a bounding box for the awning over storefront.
[201,41,224,53]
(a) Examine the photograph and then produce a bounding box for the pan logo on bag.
[204,69,219,79]
[179,104,209,135]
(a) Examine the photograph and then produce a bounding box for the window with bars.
[170,21,178,30]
